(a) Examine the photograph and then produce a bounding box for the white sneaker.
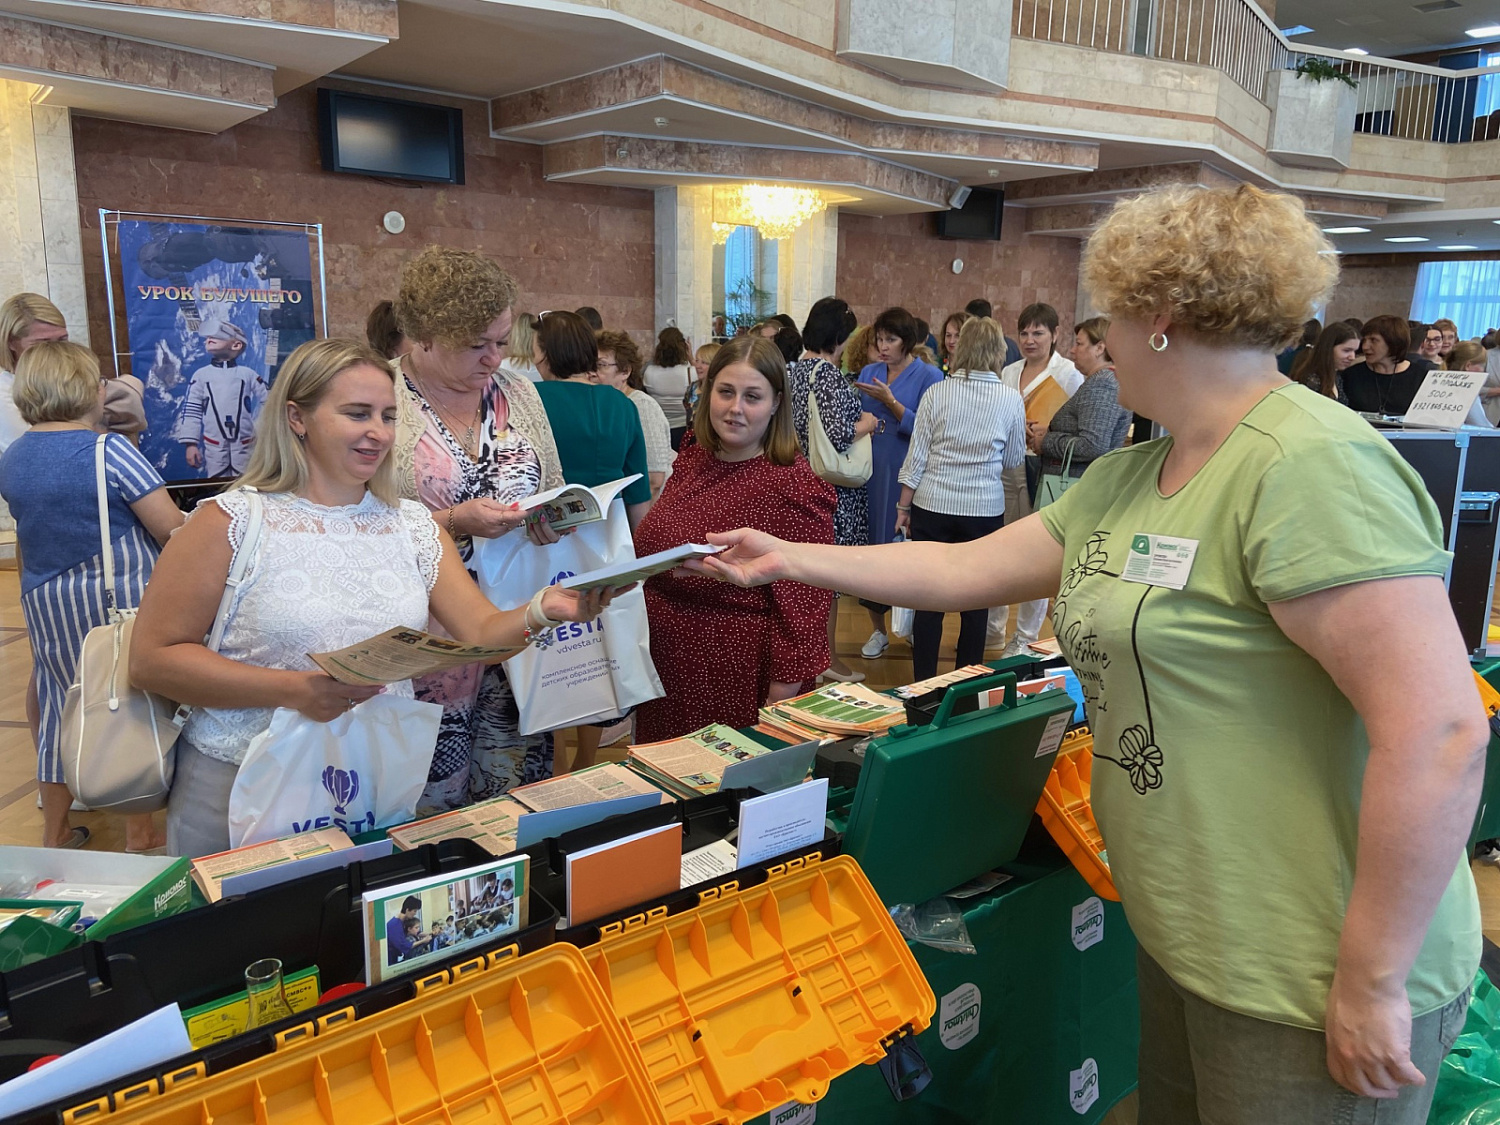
[1000,636,1033,659]
[860,630,889,659]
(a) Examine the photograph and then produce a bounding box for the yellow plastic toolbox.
[58,943,668,1125]
[1037,728,1120,902]
[54,854,933,1125]
[582,853,935,1125]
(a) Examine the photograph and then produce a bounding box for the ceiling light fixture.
[713,184,829,241]
[1322,225,1370,234]
[1345,47,1369,54]
[1438,244,1478,250]
[1466,25,1500,37]
[1280,23,1314,35]
[1385,236,1430,243]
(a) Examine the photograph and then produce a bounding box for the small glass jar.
[244,958,295,1029]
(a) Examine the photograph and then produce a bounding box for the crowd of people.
[0,182,1496,1118]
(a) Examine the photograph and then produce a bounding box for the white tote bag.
[226,694,441,847]
[471,498,663,735]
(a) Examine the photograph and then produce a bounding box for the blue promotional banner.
[115,219,318,481]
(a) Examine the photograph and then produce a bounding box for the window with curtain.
[1411,259,1500,338]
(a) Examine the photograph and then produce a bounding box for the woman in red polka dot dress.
[633,336,836,742]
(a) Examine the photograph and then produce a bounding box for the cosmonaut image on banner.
[116,220,318,481]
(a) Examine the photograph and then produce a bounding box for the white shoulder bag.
[806,368,872,488]
[60,442,262,814]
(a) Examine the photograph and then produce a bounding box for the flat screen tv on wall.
[935,187,1004,240]
[318,89,465,185]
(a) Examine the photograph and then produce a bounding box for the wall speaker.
[948,185,972,209]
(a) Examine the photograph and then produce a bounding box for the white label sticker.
[938,982,982,1050]
[768,1101,816,1125]
[1071,896,1105,951]
[1070,1058,1100,1115]
[1120,533,1199,590]
[1036,709,1071,758]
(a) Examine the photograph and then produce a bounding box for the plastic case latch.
[599,904,670,943]
[877,1024,932,1102]
[696,880,739,904]
[766,852,822,882]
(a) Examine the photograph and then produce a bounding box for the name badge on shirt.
[1120,533,1198,591]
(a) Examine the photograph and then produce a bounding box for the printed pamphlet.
[627,723,779,798]
[765,682,906,736]
[361,854,529,985]
[310,627,522,685]
[191,828,353,902]
[517,475,641,531]
[509,762,667,812]
[893,664,994,700]
[680,839,738,888]
[386,795,527,856]
[559,543,725,591]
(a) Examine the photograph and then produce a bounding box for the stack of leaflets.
[892,664,995,700]
[509,762,667,812]
[190,828,353,902]
[761,682,907,738]
[626,724,780,799]
[386,795,527,856]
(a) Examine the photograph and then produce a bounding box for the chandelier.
[712,222,737,245]
[713,184,829,241]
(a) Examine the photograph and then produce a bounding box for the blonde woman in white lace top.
[132,339,619,857]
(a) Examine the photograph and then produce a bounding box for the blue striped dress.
[0,430,165,784]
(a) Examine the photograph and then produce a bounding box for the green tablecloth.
[798,846,1139,1125]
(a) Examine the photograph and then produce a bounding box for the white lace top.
[183,490,443,764]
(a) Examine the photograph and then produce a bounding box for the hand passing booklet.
[559,543,724,591]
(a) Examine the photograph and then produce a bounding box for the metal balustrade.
[1012,0,1500,142]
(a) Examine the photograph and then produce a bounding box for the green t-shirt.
[534,379,653,506]
[1037,383,1480,1029]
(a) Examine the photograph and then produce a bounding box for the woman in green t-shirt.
[686,184,1486,1123]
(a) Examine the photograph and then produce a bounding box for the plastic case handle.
[931,672,1017,728]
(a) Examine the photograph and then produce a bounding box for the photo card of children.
[361,854,529,985]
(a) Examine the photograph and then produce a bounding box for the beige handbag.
[806,379,872,488]
[59,437,261,813]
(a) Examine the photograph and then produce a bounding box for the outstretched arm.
[688,512,1065,612]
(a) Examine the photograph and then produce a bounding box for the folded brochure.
[310,627,523,685]
[508,762,667,812]
[627,723,782,798]
[386,795,527,856]
[191,828,353,903]
[559,543,724,591]
[517,475,640,531]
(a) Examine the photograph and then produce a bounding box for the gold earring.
[1148,332,1169,353]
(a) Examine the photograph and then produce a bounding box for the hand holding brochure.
[517,475,641,531]
[559,543,725,591]
[310,627,523,685]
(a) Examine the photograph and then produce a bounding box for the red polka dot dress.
[633,435,837,743]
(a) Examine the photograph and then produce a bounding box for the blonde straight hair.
[1,292,66,371]
[12,340,99,424]
[950,316,1005,376]
[235,338,399,505]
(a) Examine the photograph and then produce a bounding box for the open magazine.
[309,628,523,685]
[627,723,780,799]
[517,475,641,531]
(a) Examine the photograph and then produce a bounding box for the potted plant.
[1266,56,1360,169]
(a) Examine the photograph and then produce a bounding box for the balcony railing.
[1013,0,1500,143]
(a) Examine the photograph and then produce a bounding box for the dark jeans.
[908,505,1005,682]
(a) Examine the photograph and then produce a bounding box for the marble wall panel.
[71,81,658,358]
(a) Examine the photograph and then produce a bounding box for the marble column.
[775,207,839,330]
[653,184,714,347]
[0,80,88,344]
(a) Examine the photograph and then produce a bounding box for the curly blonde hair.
[1082,184,1337,351]
[394,246,518,349]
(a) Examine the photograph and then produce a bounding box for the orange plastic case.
[57,855,933,1125]
[1037,728,1120,902]
[584,853,934,1125]
[61,944,668,1125]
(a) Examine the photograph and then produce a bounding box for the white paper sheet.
[735,779,829,869]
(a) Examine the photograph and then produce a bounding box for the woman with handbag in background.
[893,318,1026,681]
[130,338,620,858]
[1028,316,1132,504]
[0,341,182,850]
[786,297,877,683]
